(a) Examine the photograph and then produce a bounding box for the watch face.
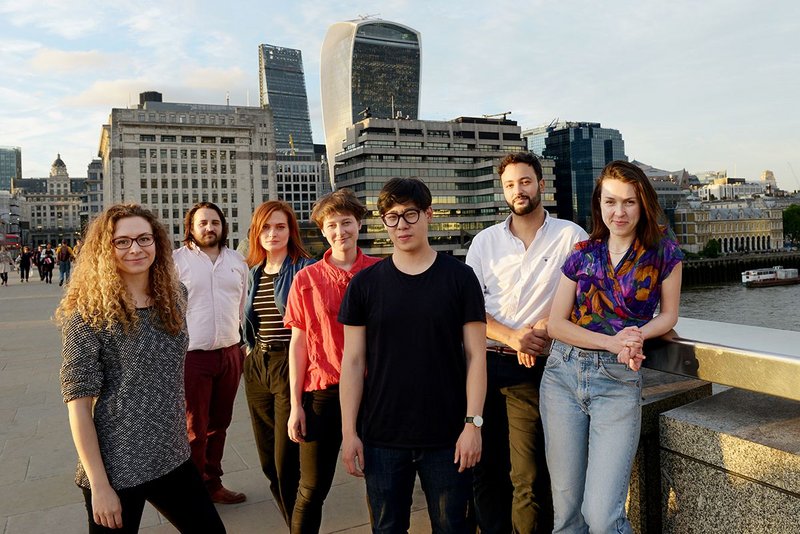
[472,415,484,427]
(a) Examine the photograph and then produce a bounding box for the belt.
[488,346,518,356]
[263,340,290,352]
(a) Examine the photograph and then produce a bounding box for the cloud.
[30,48,117,72]
[60,79,151,108]
[183,67,247,91]
[0,0,102,39]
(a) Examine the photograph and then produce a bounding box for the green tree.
[783,204,800,245]
[700,239,721,258]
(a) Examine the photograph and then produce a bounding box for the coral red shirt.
[284,248,382,392]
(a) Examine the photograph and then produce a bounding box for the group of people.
[0,239,81,285]
[58,151,682,534]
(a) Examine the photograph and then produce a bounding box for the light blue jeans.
[540,339,642,534]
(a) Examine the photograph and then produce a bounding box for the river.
[680,282,800,332]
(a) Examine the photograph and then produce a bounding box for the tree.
[783,204,800,245]
[701,239,721,258]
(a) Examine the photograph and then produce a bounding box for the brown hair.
[55,204,184,335]
[498,151,543,181]
[311,188,368,228]
[183,202,228,248]
[590,160,665,249]
[246,201,310,268]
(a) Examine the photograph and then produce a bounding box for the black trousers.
[244,344,299,527]
[20,265,30,281]
[473,351,553,534]
[292,386,343,533]
[81,459,224,533]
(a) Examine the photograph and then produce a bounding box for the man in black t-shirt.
[339,177,487,533]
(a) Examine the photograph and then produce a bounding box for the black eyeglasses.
[112,234,155,250]
[381,208,422,228]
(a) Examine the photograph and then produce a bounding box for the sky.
[1,0,798,190]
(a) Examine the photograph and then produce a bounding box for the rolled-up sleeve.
[60,314,104,403]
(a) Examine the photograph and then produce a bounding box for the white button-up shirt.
[173,245,248,351]
[466,212,588,348]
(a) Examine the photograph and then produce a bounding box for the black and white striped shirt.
[253,271,291,347]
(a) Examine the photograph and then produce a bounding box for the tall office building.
[259,44,315,154]
[524,121,626,228]
[98,91,276,249]
[321,19,421,185]
[334,116,551,257]
[0,146,22,192]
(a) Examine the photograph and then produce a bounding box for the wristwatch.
[465,415,484,428]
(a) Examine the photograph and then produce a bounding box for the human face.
[600,179,641,241]
[113,216,156,280]
[382,202,430,252]
[321,212,361,256]
[259,210,290,257]
[191,207,222,250]
[501,162,542,216]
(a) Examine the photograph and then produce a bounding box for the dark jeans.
[473,351,553,534]
[43,266,53,283]
[185,344,243,492]
[243,343,298,527]
[81,459,224,533]
[292,386,343,533]
[364,445,471,534]
[59,260,71,283]
[19,265,29,281]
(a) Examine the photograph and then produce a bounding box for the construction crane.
[483,111,512,121]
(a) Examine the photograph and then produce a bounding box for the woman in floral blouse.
[542,160,683,533]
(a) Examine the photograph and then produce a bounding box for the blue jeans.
[364,445,471,534]
[59,260,71,283]
[540,340,642,534]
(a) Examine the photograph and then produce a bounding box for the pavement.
[0,279,432,533]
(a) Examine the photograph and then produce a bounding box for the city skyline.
[1,0,798,190]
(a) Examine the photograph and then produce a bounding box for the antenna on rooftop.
[483,111,512,121]
[357,13,380,20]
[226,91,230,106]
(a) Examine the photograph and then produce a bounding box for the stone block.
[660,388,800,533]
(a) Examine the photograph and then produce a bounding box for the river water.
[680,282,800,332]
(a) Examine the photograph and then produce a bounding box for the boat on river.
[741,266,800,288]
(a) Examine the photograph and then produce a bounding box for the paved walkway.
[0,280,431,533]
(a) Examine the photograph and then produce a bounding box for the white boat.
[741,266,800,288]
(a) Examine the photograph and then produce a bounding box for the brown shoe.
[210,486,247,504]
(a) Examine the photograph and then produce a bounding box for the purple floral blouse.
[561,233,684,335]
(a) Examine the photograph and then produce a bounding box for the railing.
[643,317,800,401]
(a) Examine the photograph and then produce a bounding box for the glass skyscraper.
[321,19,421,185]
[259,44,315,154]
[525,122,626,229]
[0,146,22,192]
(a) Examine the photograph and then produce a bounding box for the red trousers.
[184,344,243,491]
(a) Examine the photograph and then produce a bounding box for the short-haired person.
[173,202,249,504]
[339,177,487,533]
[57,204,224,533]
[243,201,315,527]
[466,152,587,533]
[543,161,683,533]
[284,189,381,532]
[57,239,74,286]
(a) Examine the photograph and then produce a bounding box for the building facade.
[674,198,784,254]
[20,155,84,246]
[321,19,421,185]
[0,146,22,192]
[524,121,626,229]
[98,92,277,249]
[81,159,104,227]
[333,116,547,257]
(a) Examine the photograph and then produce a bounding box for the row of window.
[139,178,238,190]
[139,134,236,144]
[139,148,237,161]
[139,163,237,175]
[141,192,239,205]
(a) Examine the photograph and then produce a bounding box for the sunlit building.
[0,146,22,192]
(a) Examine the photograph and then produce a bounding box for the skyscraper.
[258,44,314,154]
[0,146,22,192]
[524,121,626,228]
[321,19,421,184]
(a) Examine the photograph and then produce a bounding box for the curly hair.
[55,204,184,335]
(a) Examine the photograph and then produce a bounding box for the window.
[140,134,155,142]
[201,136,216,143]
[220,137,234,144]
[161,135,176,142]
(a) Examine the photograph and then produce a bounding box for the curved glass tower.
[320,19,421,185]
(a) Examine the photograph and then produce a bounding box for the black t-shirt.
[338,252,485,448]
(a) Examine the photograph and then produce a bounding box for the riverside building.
[98,91,277,249]
[333,116,553,257]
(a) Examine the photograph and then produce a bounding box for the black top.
[339,253,485,448]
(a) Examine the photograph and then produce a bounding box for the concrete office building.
[98,92,277,249]
[321,19,421,185]
[0,146,22,192]
[81,159,104,227]
[334,116,551,257]
[524,121,626,229]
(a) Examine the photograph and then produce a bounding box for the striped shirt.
[253,271,291,347]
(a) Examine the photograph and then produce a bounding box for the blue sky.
[1,0,798,190]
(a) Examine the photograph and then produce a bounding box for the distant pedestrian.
[57,239,74,286]
[0,246,12,286]
[19,246,34,282]
[57,203,225,533]
[35,245,45,280]
[42,249,55,284]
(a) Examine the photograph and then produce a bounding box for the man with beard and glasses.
[173,202,249,504]
[466,152,587,533]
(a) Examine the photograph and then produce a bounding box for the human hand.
[91,483,122,529]
[288,406,306,443]
[617,346,646,371]
[342,434,365,477]
[510,326,549,362]
[609,326,643,355]
[454,426,482,473]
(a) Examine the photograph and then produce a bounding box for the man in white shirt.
[466,152,588,533]
[174,202,249,504]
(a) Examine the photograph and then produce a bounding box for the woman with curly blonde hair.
[57,204,224,533]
